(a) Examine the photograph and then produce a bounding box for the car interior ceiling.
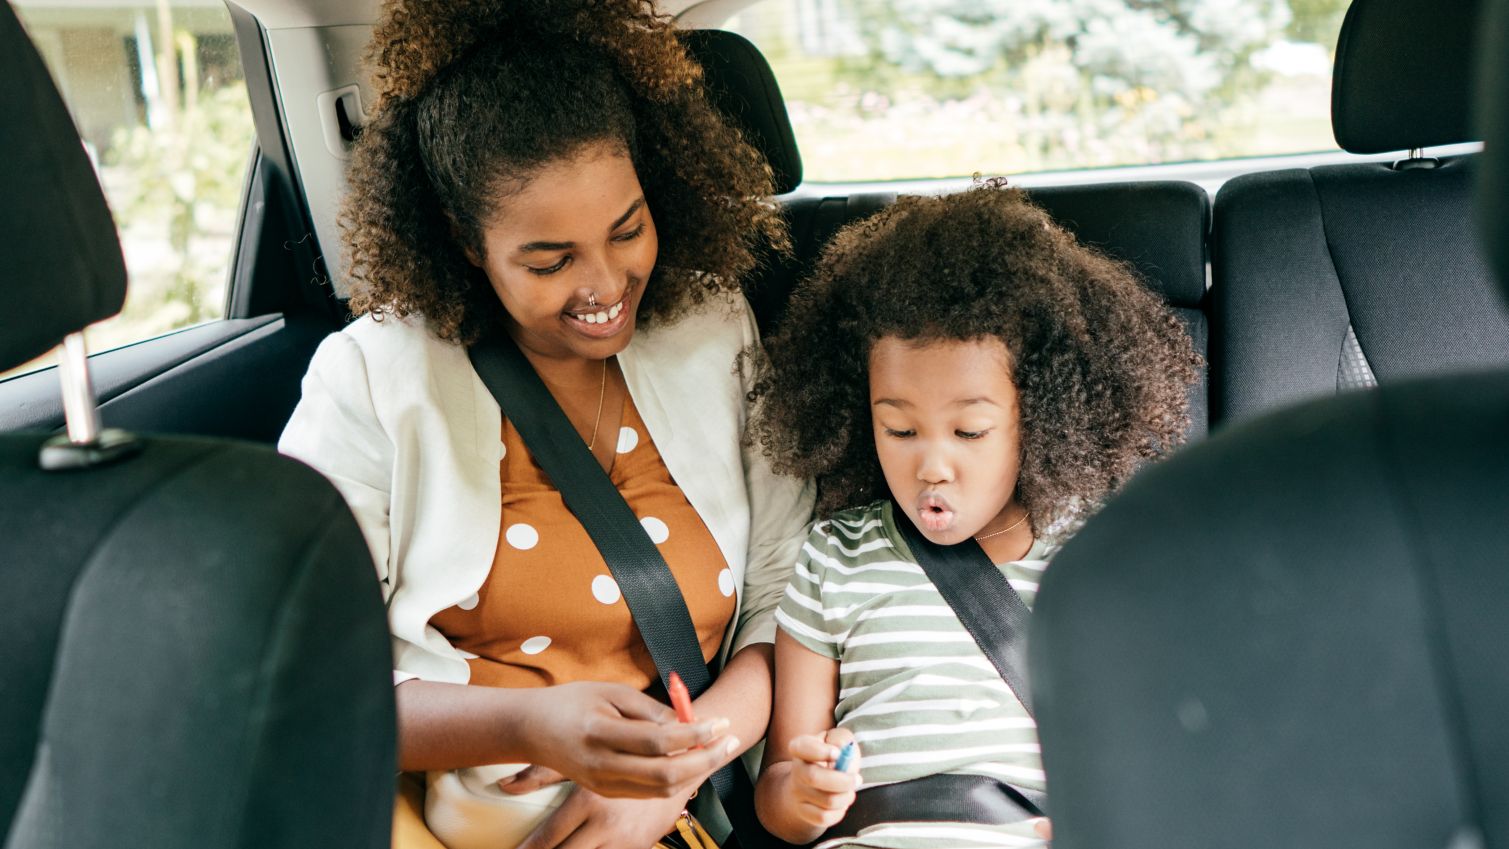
[2,0,1507,844]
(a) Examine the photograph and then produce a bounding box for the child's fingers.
[795,760,859,795]
[821,727,856,749]
[796,799,852,830]
[787,733,840,765]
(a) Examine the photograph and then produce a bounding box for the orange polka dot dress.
[430,392,736,691]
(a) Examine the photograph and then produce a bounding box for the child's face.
[869,335,1024,546]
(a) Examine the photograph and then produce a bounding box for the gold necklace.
[586,358,608,450]
[974,511,1029,541]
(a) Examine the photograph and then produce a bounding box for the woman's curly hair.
[343,0,788,343]
[750,183,1201,536]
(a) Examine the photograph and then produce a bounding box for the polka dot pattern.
[431,391,735,691]
[616,427,639,454]
[505,523,539,550]
[592,575,622,605]
[641,516,669,544]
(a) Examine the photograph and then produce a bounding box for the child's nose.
[917,447,955,484]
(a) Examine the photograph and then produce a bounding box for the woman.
[278,1,814,847]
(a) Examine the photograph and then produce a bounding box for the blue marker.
[833,740,857,773]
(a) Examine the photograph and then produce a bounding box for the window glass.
[3,1,253,381]
[723,0,1349,183]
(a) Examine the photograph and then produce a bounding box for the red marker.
[668,671,697,724]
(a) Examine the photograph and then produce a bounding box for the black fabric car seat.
[1030,0,1509,845]
[1210,0,1509,426]
[0,6,395,848]
[684,29,1212,436]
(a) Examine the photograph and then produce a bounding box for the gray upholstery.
[1332,0,1481,153]
[1212,0,1509,426]
[0,3,396,846]
[1212,159,1509,423]
[1032,0,1509,845]
[682,30,802,194]
[0,437,396,848]
[0,5,125,367]
[1478,0,1509,289]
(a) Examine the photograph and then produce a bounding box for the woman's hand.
[516,784,694,849]
[517,681,739,799]
[782,728,861,833]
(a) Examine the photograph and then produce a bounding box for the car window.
[723,0,1348,183]
[2,1,253,381]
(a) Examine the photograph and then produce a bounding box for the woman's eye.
[884,428,916,439]
[526,256,570,276]
[612,223,645,243]
[956,429,991,440]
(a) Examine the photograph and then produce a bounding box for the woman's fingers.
[587,735,741,797]
[588,714,732,757]
[517,791,590,849]
[498,764,567,795]
[1032,817,1052,840]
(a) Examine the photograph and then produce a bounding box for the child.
[748,183,1200,848]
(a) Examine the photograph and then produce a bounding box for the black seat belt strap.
[893,510,1047,815]
[468,331,781,847]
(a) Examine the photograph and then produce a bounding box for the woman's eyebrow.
[516,198,645,254]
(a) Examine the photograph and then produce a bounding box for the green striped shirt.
[775,501,1056,849]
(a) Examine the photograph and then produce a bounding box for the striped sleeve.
[775,522,841,659]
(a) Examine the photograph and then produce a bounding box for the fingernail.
[496,775,516,786]
[711,717,731,734]
[724,736,742,756]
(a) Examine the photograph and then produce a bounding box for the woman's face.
[869,335,1024,546]
[471,142,657,361]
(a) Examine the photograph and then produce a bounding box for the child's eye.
[526,256,570,276]
[956,429,991,440]
[612,223,645,243]
[883,428,916,439]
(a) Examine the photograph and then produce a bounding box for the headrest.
[681,29,802,194]
[1027,181,1209,310]
[1478,0,1509,295]
[0,3,125,371]
[1332,0,1482,153]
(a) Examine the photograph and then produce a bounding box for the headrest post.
[38,332,141,472]
[57,332,102,445]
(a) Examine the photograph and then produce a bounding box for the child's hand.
[784,728,862,832]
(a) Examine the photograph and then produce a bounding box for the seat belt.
[892,509,1047,815]
[467,330,783,848]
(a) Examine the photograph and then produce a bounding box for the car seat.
[0,5,395,847]
[1030,0,1509,845]
[1211,0,1509,426]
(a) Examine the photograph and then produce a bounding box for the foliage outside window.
[725,0,1352,182]
[3,2,253,380]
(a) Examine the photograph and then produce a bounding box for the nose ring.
[587,292,598,307]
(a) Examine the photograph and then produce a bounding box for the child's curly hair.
[750,183,1201,536]
[343,0,788,344]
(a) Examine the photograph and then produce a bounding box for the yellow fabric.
[393,774,447,849]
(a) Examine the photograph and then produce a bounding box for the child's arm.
[755,629,862,845]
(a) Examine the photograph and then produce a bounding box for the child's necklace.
[974,512,1029,541]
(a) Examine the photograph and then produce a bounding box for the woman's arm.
[397,679,739,799]
[755,630,857,844]
[733,294,816,657]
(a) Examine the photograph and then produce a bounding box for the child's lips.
[915,493,956,532]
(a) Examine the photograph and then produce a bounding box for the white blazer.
[279,293,815,685]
